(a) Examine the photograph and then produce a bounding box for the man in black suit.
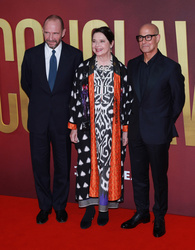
[121,23,185,237]
[21,15,83,224]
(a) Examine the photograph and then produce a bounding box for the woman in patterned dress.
[68,27,133,229]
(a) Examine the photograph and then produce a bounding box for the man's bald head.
[137,23,160,62]
[139,23,159,36]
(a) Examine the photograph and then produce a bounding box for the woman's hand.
[122,131,128,146]
[70,129,78,143]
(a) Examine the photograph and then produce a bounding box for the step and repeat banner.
[0,0,195,217]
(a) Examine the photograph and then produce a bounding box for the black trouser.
[129,137,170,219]
[29,121,71,211]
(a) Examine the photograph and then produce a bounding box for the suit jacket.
[128,50,185,144]
[21,41,83,134]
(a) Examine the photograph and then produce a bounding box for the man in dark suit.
[21,15,83,224]
[121,23,185,237]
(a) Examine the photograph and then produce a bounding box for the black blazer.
[128,51,185,144]
[21,41,83,134]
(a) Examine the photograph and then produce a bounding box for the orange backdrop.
[0,0,195,217]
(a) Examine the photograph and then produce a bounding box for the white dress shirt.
[44,42,62,80]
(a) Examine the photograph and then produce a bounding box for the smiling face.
[138,24,160,57]
[43,19,66,49]
[92,32,113,58]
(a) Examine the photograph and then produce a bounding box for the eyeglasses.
[136,34,158,42]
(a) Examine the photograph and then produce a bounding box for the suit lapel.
[39,43,51,93]
[52,42,67,92]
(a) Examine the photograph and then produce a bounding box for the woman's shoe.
[80,206,95,229]
[97,211,109,226]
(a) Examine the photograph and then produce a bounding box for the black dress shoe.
[80,206,96,229]
[36,209,52,224]
[55,210,68,223]
[97,211,109,226]
[121,212,150,229]
[153,218,165,237]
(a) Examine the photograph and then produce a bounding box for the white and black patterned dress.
[94,59,115,212]
[68,55,133,211]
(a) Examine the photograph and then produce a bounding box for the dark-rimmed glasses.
[136,34,158,42]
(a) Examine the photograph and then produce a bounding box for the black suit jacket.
[128,51,185,144]
[21,41,83,134]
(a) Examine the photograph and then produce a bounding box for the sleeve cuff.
[122,125,128,132]
[68,122,77,130]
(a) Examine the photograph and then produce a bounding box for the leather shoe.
[36,209,52,224]
[121,212,150,229]
[55,210,68,223]
[153,218,165,237]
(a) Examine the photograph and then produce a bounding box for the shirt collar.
[141,49,160,65]
[45,42,62,58]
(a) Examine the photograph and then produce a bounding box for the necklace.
[95,56,113,102]
[95,56,113,72]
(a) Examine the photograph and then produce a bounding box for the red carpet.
[0,195,194,249]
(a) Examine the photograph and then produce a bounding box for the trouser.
[129,138,170,219]
[29,122,71,211]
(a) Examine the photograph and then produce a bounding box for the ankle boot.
[80,205,95,229]
[97,211,109,226]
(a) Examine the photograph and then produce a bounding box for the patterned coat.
[68,54,133,202]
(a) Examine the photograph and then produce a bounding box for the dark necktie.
[48,50,57,91]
